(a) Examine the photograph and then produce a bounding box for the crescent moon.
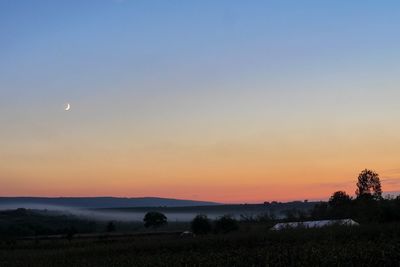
[65,103,71,111]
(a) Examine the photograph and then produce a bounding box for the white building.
[271,219,359,230]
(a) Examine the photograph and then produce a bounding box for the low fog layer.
[0,200,310,221]
[0,204,238,222]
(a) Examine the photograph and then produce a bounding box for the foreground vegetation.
[1,222,400,267]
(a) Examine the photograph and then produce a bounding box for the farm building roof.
[271,219,359,230]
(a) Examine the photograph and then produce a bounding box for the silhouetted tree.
[143,212,167,229]
[214,215,239,233]
[329,191,352,208]
[191,215,212,235]
[106,221,116,232]
[356,169,382,200]
[327,191,353,219]
[311,202,329,219]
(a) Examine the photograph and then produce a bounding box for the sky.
[1,0,400,203]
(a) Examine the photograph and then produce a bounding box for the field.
[1,222,400,267]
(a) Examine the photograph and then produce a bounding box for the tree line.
[121,169,399,234]
[139,212,238,235]
[311,169,400,223]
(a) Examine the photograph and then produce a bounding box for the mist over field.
[0,204,252,222]
[0,200,314,222]
[0,204,196,222]
[0,197,227,221]
[0,204,145,222]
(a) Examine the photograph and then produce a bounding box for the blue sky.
[2,0,400,104]
[1,1,400,201]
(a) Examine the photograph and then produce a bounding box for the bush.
[143,212,167,228]
[191,215,212,235]
[214,215,239,233]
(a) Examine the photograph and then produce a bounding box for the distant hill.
[104,201,316,214]
[0,197,219,209]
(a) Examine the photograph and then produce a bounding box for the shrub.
[214,215,239,233]
[191,215,212,235]
[143,212,167,228]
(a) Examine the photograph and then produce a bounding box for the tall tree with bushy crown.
[356,169,382,200]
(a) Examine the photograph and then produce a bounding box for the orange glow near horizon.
[2,1,400,203]
[2,128,400,203]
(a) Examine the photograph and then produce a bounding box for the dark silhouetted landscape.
[1,170,400,266]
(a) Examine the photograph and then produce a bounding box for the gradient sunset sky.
[1,1,400,203]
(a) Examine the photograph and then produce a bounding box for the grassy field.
[1,222,400,267]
